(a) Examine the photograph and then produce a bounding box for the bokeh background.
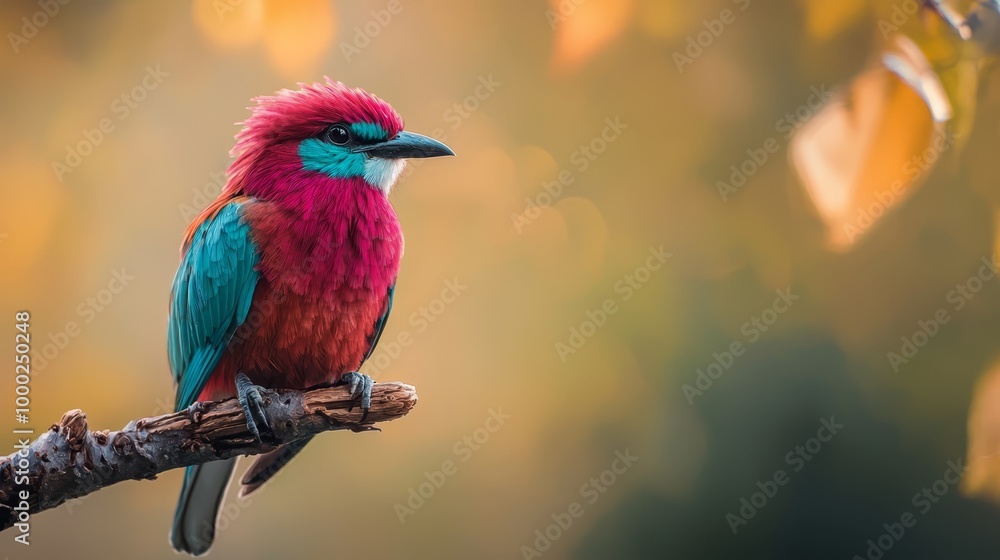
[5,0,1000,558]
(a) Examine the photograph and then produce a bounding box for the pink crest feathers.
[229,78,404,186]
[182,79,404,250]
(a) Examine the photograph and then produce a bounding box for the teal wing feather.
[168,201,260,411]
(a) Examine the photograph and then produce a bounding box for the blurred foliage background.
[4,0,1000,558]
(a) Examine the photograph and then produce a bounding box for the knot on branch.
[58,409,89,455]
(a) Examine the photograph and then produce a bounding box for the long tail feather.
[171,459,237,556]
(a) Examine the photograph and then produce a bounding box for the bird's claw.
[236,372,273,443]
[335,371,374,423]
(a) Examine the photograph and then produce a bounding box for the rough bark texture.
[0,381,417,531]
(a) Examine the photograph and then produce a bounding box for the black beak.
[354,131,455,159]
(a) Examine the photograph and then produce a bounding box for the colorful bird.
[167,79,453,555]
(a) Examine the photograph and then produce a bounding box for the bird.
[166,78,454,555]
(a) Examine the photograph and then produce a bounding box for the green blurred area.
[2,0,1000,558]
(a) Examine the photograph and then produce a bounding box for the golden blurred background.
[5,0,1000,558]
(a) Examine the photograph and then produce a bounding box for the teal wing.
[168,201,260,411]
[361,282,395,365]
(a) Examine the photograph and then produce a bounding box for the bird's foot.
[236,373,274,442]
[334,371,374,423]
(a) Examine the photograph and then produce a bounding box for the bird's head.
[229,78,454,197]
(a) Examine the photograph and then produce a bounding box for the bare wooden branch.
[0,381,417,531]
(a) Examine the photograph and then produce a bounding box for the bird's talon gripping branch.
[235,373,273,442]
[335,371,374,422]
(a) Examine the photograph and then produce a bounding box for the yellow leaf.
[964,358,1000,501]
[790,35,953,250]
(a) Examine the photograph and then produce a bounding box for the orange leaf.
[790,35,953,250]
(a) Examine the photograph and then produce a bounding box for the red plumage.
[170,78,454,556]
[188,79,404,402]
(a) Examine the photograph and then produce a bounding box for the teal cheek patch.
[350,122,389,142]
[298,138,367,179]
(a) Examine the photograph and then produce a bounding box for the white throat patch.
[364,157,407,194]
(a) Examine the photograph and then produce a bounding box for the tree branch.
[0,381,417,531]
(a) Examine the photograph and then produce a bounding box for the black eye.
[324,124,351,145]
